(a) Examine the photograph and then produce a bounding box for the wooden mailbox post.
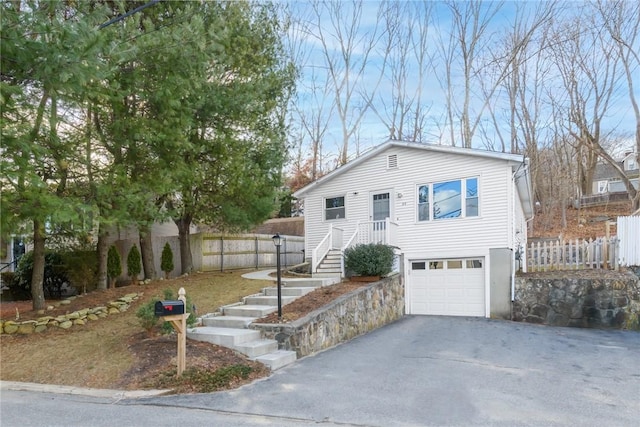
[158,287,190,376]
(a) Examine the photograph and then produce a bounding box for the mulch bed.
[257,281,371,323]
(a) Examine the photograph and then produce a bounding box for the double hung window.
[325,196,345,220]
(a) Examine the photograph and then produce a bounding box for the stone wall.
[0,293,141,335]
[251,274,405,357]
[513,270,640,329]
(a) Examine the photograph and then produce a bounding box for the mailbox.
[155,300,185,316]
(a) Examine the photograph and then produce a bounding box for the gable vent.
[387,154,398,169]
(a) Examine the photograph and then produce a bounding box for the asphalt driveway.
[137,316,640,426]
[2,316,638,426]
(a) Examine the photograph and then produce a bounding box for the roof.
[293,140,534,218]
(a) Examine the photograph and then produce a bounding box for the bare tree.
[549,11,622,198]
[594,0,640,210]
[309,0,386,164]
[371,1,434,142]
[436,1,504,147]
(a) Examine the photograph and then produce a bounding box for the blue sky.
[286,1,639,165]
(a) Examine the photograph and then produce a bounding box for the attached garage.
[408,258,485,317]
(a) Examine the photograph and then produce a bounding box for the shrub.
[344,244,395,277]
[127,245,142,284]
[136,300,159,332]
[1,271,16,291]
[107,246,122,288]
[11,251,69,300]
[62,251,97,294]
[160,243,174,279]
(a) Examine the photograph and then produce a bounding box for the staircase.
[314,249,342,279]
[187,275,338,370]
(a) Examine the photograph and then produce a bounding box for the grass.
[0,270,272,389]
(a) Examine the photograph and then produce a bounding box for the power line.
[98,0,162,29]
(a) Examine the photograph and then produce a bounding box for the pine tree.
[127,245,142,285]
[107,246,122,289]
[160,243,174,279]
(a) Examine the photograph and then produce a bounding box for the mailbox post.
[155,287,189,376]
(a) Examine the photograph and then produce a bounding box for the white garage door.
[408,258,485,316]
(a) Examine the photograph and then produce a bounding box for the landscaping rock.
[58,320,73,329]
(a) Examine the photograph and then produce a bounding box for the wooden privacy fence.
[526,237,619,272]
[195,233,305,272]
[113,233,305,281]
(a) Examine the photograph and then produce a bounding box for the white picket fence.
[527,237,619,272]
[617,215,640,266]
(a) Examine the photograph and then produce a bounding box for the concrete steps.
[202,315,256,329]
[222,304,278,318]
[263,286,316,297]
[187,274,331,371]
[314,250,343,280]
[243,295,297,306]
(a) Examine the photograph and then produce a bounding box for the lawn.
[0,270,273,393]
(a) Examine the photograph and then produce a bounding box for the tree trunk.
[139,226,156,280]
[96,227,109,290]
[175,214,193,274]
[31,219,46,311]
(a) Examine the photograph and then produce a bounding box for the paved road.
[2,316,639,426]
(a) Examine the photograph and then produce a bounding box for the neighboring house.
[293,140,533,319]
[592,151,639,195]
[0,235,28,274]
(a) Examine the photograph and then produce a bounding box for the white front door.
[370,192,391,241]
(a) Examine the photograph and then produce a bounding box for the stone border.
[0,293,141,335]
[513,271,639,329]
[251,274,404,358]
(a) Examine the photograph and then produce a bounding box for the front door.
[371,192,391,237]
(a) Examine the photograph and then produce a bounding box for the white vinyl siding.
[300,146,518,262]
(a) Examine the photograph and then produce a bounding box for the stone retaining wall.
[513,271,639,329]
[251,274,405,357]
[0,293,141,335]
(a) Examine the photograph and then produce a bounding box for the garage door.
[408,258,485,316]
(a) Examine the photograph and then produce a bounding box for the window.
[325,196,345,220]
[433,180,461,219]
[448,260,463,269]
[466,178,478,217]
[466,259,483,268]
[597,180,608,194]
[418,185,430,221]
[429,261,443,269]
[417,178,478,221]
[412,262,426,270]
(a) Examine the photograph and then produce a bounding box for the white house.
[293,141,534,319]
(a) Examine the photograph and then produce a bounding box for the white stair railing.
[312,225,344,273]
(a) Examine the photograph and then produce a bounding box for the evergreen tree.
[160,243,174,279]
[1,1,110,309]
[127,245,142,285]
[107,246,122,289]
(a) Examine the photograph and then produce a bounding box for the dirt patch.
[257,281,371,323]
[530,201,631,239]
[116,332,268,393]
